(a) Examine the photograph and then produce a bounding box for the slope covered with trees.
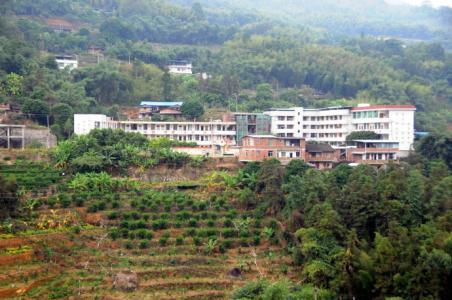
[0,0,451,135]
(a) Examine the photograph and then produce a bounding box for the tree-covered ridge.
[0,0,451,134]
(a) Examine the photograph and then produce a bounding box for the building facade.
[55,55,78,71]
[238,135,305,164]
[74,114,237,147]
[264,104,415,152]
[167,61,193,75]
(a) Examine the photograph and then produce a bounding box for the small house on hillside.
[305,143,338,170]
[139,101,184,119]
[55,55,78,71]
[167,60,193,75]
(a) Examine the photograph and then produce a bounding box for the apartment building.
[74,114,237,147]
[264,104,415,153]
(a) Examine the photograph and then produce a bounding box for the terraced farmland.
[0,179,300,299]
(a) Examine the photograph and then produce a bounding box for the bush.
[139,240,149,249]
[120,228,129,238]
[137,229,148,239]
[207,220,215,227]
[188,218,198,227]
[176,236,184,245]
[159,236,168,246]
[124,241,133,249]
[222,239,233,249]
[145,231,153,240]
[58,194,71,208]
[72,226,81,234]
[192,237,202,246]
[109,228,120,240]
[111,201,120,209]
[252,235,261,246]
[47,197,57,208]
[240,238,249,247]
[223,219,233,228]
[222,228,236,238]
[108,211,119,220]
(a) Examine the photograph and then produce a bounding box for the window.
[143,124,148,130]
[287,125,294,129]
[280,151,286,157]
[94,121,100,128]
[287,116,294,121]
[278,116,285,121]
[268,151,273,157]
[303,117,308,121]
[277,125,285,129]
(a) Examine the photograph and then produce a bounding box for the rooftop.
[351,105,416,111]
[140,101,184,107]
[353,140,399,143]
[306,143,335,152]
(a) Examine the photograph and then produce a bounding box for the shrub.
[188,218,198,227]
[197,202,207,211]
[131,211,140,220]
[222,239,233,249]
[226,209,237,219]
[174,221,182,228]
[142,214,150,221]
[219,244,226,254]
[223,219,233,228]
[111,201,120,209]
[207,220,215,227]
[131,200,138,208]
[72,226,81,234]
[150,204,159,212]
[59,194,71,208]
[124,241,133,249]
[120,228,129,238]
[145,231,153,240]
[108,211,119,220]
[185,228,197,237]
[47,197,57,208]
[252,235,261,246]
[139,205,146,212]
[240,238,249,247]
[192,237,201,246]
[176,236,184,245]
[164,204,172,212]
[120,220,129,229]
[222,228,236,238]
[87,204,98,213]
[159,236,168,246]
[137,229,148,239]
[128,231,136,240]
[109,228,120,240]
[240,231,250,238]
[139,240,149,249]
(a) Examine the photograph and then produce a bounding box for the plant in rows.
[124,241,133,249]
[137,229,148,239]
[176,236,184,245]
[109,228,120,240]
[192,236,202,246]
[222,228,236,238]
[111,201,120,209]
[253,234,261,246]
[139,240,149,249]
[263,227,275,241]
[222,239,233,249]
[188,218,198,227]
[204,239,217,255]
[159,236,168,246]
[223,219,233,228]
[108,211,119,220]
[207,220,215,227]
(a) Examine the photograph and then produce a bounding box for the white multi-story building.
[74,114,237,147]
[167,61,193,75]
[264,104,416,152]
[55,55,78,71]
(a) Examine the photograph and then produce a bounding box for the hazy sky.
[388,0,452,7]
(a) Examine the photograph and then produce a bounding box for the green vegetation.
[0,0,450,135]
[51,129,194,172]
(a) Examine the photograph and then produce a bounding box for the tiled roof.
[306,143,335,152]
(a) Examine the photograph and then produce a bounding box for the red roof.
[159,108,182,115]
[352,105,416,111]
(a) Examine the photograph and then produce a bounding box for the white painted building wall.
[168,63,193,75]
[55,57,78,71]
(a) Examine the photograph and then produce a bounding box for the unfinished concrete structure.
[0,124,25,149]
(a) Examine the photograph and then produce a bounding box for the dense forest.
[1,0,451,136]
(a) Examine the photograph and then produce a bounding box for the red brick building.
[238,135,306,164]
[305,143,338,170]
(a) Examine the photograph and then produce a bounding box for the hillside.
[0,0,451,134]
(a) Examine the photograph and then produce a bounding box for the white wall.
[74,114,108,135]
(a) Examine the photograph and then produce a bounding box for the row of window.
[123,123,235,132]
[277,125,294,129]
[277,116,295,121]
[354,123,389,130]
[303,124,342,129]
[352,111,388,119]
[303,133,343,138]
[148,135,233,142]
[303,115,343,121]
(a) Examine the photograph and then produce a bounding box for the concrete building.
[55,55,78,71]
[264,104,416,153]
[305,143,338,170]
[74,114,237,147]
[238,135,305,164]
[346,140,400,165]
[167,61,193,75]
[0,124,25,149]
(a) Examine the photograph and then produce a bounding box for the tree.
[4,72,23,96]
[0,175,18,220]
[284,159,311,183]
[256,159,284,214]
[162,69,172,101]
[181,100,204,120]
[346,131,379,142]
[21,99,50,125]
[256,83,273,101]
